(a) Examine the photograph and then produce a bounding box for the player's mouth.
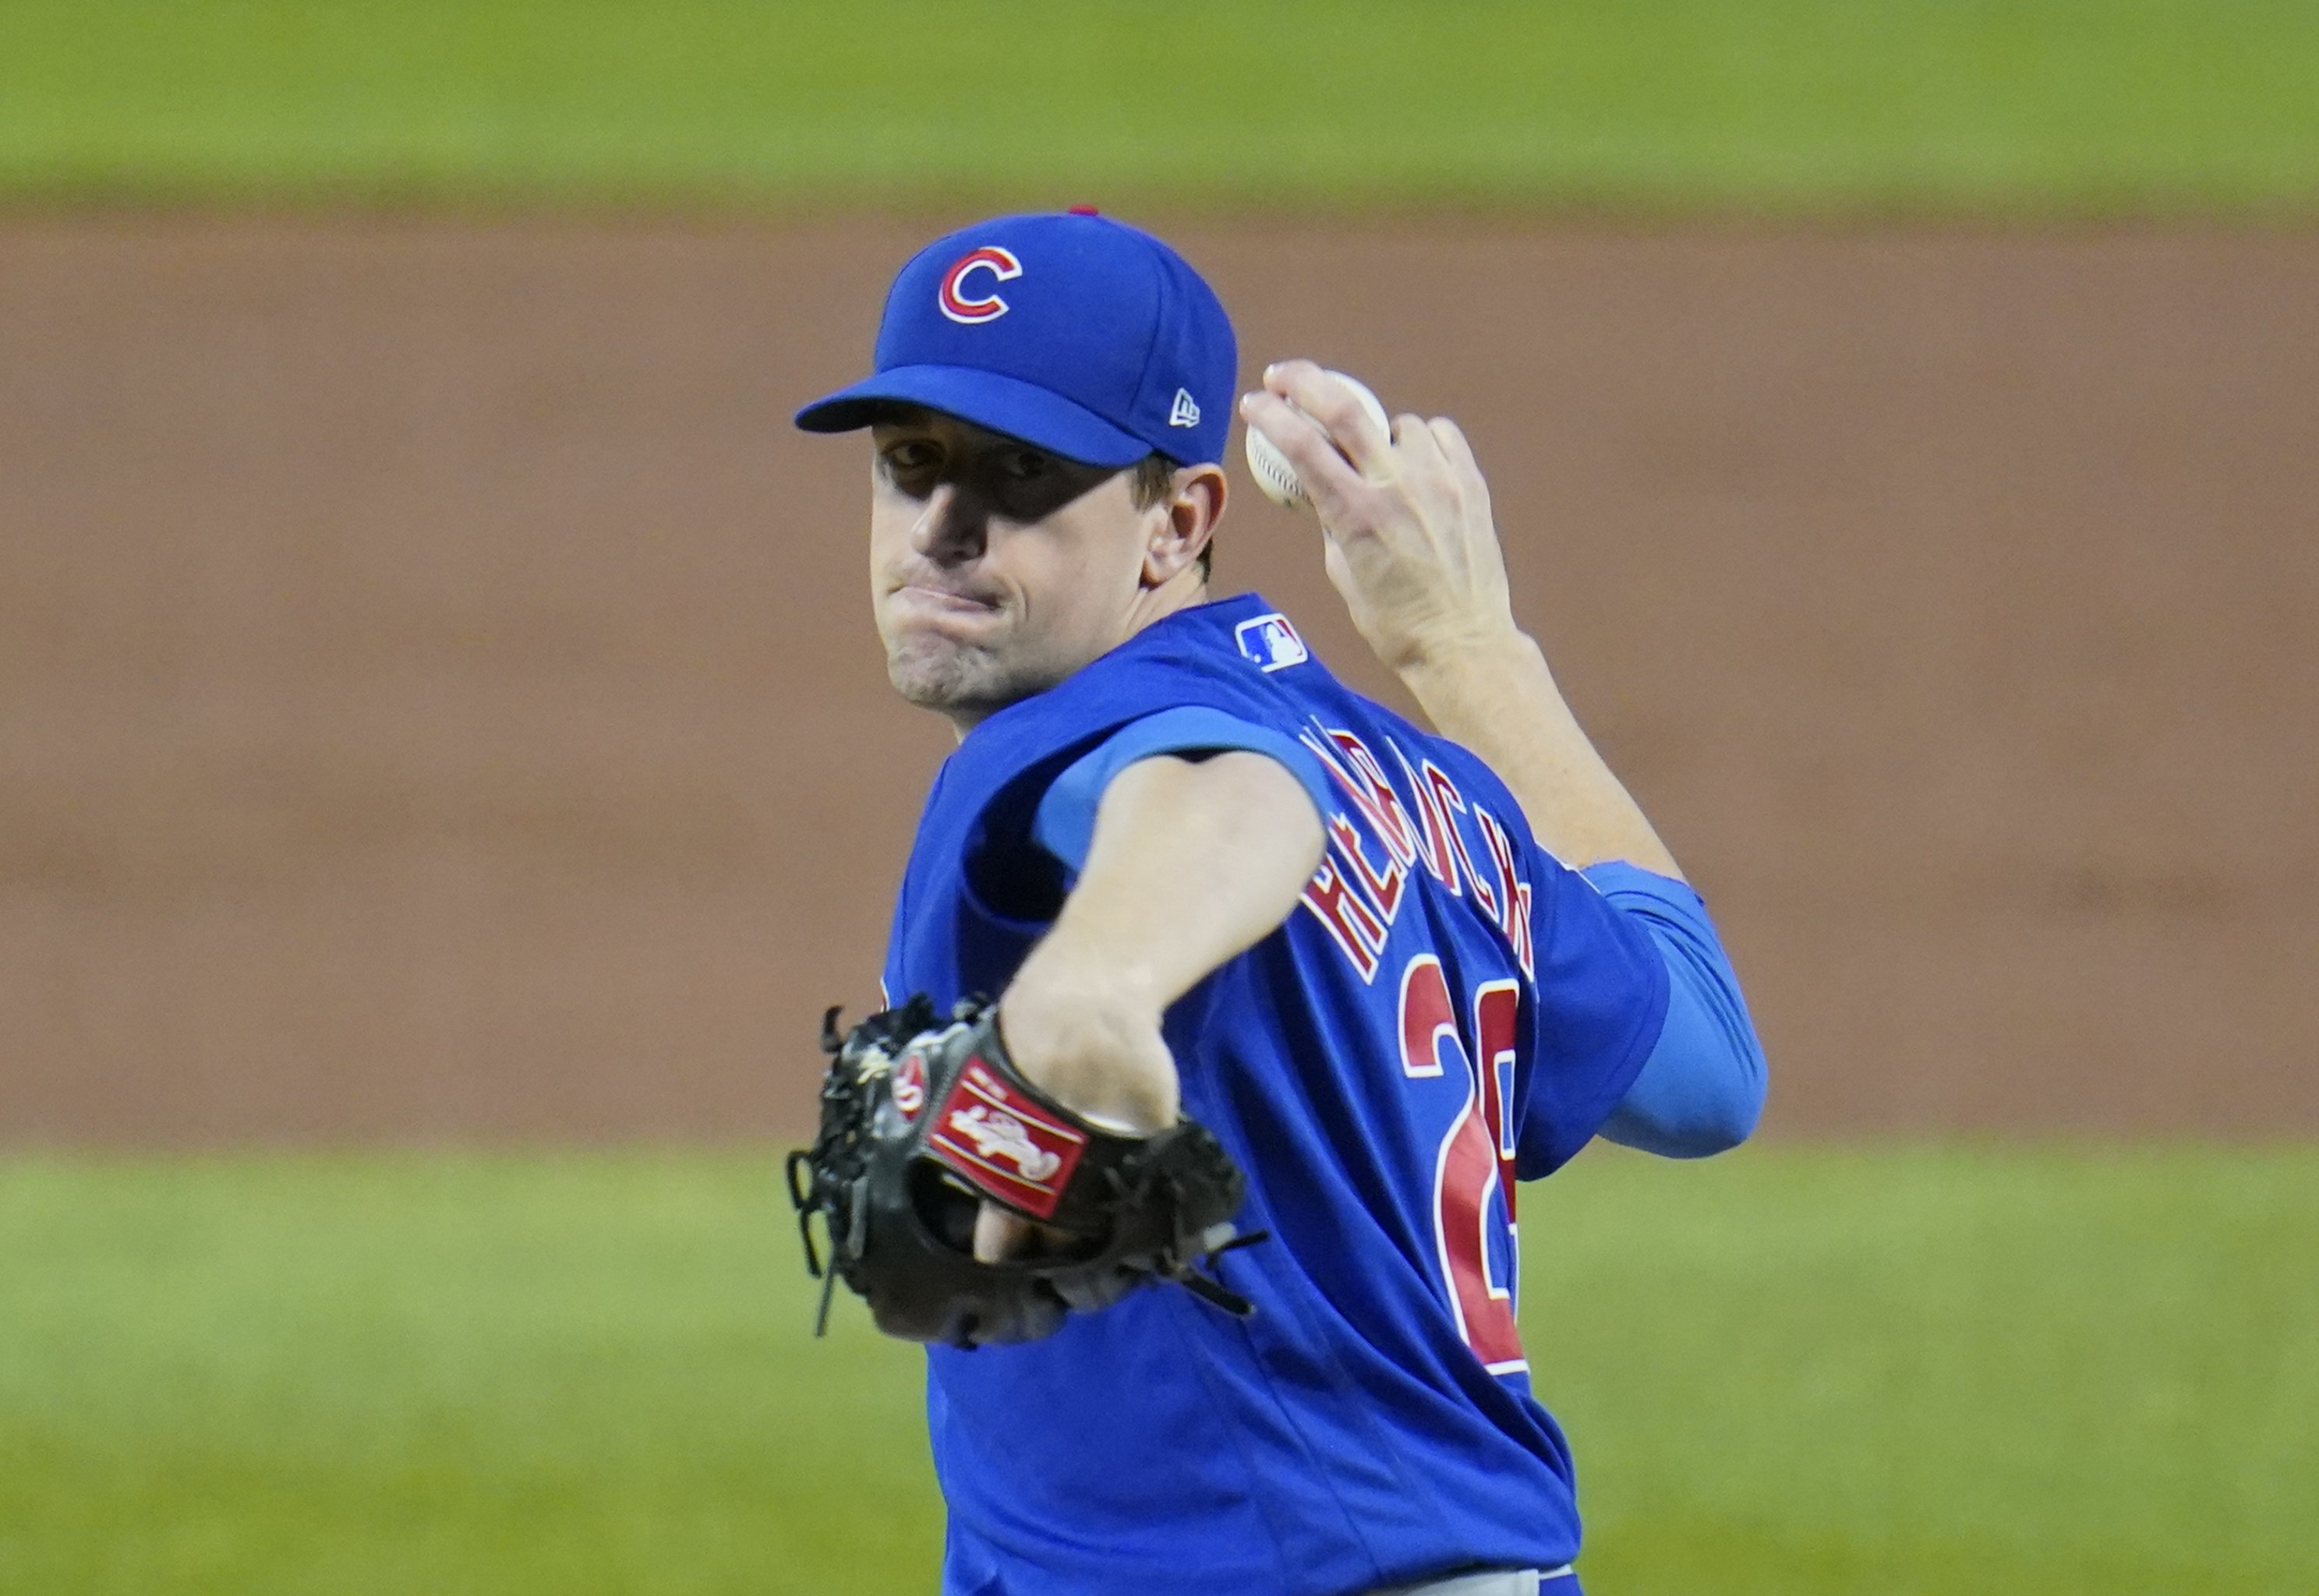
[890,582,1002,617]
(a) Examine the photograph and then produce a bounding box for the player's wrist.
[1389,619,1537,688]
[999,953,1177,1135]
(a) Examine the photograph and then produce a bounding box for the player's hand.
[974,957,1179,1263]
[1239,361,1520,676]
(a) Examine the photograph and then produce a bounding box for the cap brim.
[793,365,1152,469]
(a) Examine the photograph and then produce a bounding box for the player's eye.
[995,449,1049,482]
[879,440,941,482]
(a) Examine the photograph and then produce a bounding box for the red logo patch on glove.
[891,1052,928,1120]
[926,1057,1088,1219]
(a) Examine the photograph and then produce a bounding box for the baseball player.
[790,210,1766,1596]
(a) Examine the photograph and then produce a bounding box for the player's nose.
[911,482,988,563]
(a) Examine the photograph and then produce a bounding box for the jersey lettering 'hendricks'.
[880,593,1670,1596]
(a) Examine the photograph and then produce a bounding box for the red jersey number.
[1398,955,1526,1375]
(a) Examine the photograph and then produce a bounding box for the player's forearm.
[1001,752,1324,1132]
[1398,627,1682,877]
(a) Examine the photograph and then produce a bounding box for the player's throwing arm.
[1241,361,1682,877]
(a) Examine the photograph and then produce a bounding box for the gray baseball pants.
[1371,1566,1575,1595]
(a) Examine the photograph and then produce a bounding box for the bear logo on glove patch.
[927,1058,1089,1218]
[947,1104,1062,1182]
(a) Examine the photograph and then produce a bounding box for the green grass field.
[3,1146,2313,1594]
[1,2,2315,214]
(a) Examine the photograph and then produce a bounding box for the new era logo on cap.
[794,210,1238,470]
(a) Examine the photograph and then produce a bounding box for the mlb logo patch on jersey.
[1235,612,1309,673]
[925,1058,1088,1219]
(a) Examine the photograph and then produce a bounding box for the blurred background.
[2,3,2314,1592]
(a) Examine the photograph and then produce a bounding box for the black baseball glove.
[786,994,1260,1348]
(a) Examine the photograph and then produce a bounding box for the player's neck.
[1119,564,1211,641]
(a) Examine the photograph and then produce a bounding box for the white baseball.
[1244,370,1391,510]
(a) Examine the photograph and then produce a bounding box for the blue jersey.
[881,593,1670,1596]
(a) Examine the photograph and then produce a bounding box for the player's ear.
[1143,464,1225,588]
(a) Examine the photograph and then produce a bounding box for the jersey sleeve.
[1029,705,1335,874]
[1513,853,1673,1178]
[1585,862,1768,1158]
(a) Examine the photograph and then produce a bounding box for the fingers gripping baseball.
[1240,362,1517,675]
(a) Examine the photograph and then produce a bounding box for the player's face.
[868,410,1169,726]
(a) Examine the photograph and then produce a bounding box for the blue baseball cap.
[794,210,1237,469]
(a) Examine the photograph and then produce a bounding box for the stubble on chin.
[884,632,1009,718]
[883,626,1076,724]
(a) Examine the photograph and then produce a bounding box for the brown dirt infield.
[2,219,2313,1145]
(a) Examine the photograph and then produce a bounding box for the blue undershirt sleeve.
[1030,707,1335,875]
[1582,862,1768,1158]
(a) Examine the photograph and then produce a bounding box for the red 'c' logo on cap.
[938,246,1023,325]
